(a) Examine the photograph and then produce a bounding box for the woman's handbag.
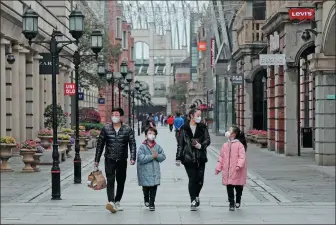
[87,170,106,190]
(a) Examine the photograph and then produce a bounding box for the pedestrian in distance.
[167,115,174,132]
[173,112,184,140]
[137,127,166,211]
[175,107,211,211]
[94,107,137,214]
[215,126,247,211]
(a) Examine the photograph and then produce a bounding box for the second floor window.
[122,31,127,49]
[116,17,122,38]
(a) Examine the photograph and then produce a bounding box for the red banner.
[64,83,76,96]
[288,8,315,21]
[198,42,206,51]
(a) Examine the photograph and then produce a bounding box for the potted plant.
[256,130,268,148]
[0,136,16,172]
[32,145,44,172]
[79,131,89,151]
[90,129,100,138]
[61,128,74,136]
[79,125,86,131]
[19,140,37,173]
[58,134,71,151]
[37,129,53,149]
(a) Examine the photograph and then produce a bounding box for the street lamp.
[23,6,103,198]
[134,81,141,135]
[125,70,133,124]
[97,62,106,77]
[22,6,85,200]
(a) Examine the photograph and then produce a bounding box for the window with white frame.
[130,46,134,60]
[122,31,127,49]
[116,17,122,38]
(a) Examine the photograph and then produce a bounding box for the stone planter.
[246,134,252,142]
[257,137,268,148]
[79,137,87,151]
[37,136,53,149]
[0,143,16,172]
[58,140,69,162]
[66,143,73,158]
[20,149,37,173]
[31,153,43,172]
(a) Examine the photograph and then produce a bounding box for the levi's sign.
[288,8,315,21]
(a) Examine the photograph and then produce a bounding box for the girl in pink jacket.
[215,126,247,211]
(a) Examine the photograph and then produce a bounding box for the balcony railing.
[237,20,265,47]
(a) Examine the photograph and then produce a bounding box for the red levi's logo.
[288,8,315,21]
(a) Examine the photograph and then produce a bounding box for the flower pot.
[20,149,37,173]
[79,137,87,151]
[66,143,73,158]
[257,137,268,148]
[0,143,15,172]
[58,140,70,151]
[37,136,53,149]
[31,153,43,172]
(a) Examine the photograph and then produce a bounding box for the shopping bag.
[87,170,106,190]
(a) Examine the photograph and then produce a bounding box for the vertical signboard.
[210,38,215,68]
[64,83,76,96]
[78,92,84,101]
[39,53,59,74]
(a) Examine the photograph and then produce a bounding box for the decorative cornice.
[262,8,290,36]
[308,53,336,73]
[232,43,266,61]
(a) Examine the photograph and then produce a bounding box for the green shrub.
[79,122,104,131]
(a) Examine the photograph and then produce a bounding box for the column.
[19,47,30,141]
[39,75,45,129]
[148,22,155,77]
[0,38,10,137]
[33,54,43,135]
[284,66,298,156]
[309,53,336,166]
[243,83,252,133]
[64,67,72,126]
[25,53,34,139]
[58,67,66,109]
[11,45,21,141]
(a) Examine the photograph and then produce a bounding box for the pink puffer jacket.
[215,139,247,186]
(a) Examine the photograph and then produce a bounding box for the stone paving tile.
[0,146,95,203]
[209,133,336,203]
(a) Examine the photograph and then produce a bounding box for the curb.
[208,146,292,203]
[9,157,94,203]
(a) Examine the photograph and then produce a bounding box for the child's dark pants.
[226,185,244,205]
[142,185,158,206]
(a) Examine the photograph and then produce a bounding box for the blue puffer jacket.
[137,141,166,186]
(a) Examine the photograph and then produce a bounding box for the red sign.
[198,42,206,51]
[210,38,215,68]
[64,83,76,96]
[288,8,315,21]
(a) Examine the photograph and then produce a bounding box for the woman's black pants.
[184,163,205,202]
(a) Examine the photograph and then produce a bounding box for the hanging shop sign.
[210,38,215,68]
[98,98,105,104]
[39,53,59,74]
[78,92,84,101]
[64,83,76,96]
[198,42,206,51]
[288,8,315,21]
[231,74,244,85]
[259,54,286,66]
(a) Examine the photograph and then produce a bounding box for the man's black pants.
[169,124,173,132]
[105,158,127,202]
[184,163,205,202]
[226,185,244,204]
[142,185,158,205]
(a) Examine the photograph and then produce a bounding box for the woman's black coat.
[176,122,211,165]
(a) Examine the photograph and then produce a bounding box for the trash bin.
[301,127,313,148]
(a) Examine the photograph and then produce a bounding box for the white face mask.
[111,116,120,124]
[225,131,231,138]
[147,134,156,141]
[194,116,201,123]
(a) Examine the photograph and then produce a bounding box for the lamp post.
[22,6,101,199]
[125,70,133,124]
[134,81,142,136]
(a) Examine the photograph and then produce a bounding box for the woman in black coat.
[175,108,211,211]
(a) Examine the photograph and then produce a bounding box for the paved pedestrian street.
[1,127,335,224]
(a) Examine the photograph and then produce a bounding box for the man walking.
[94,107,136,213]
